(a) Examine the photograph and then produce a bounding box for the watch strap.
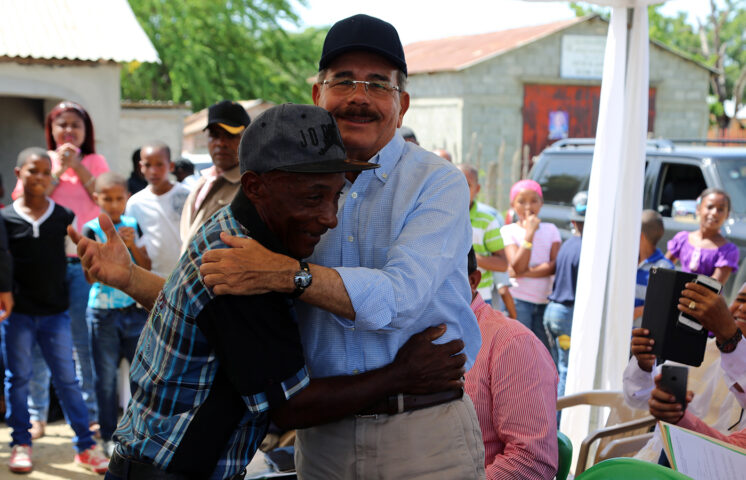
[290,261,311,299]
[716,327,742,354]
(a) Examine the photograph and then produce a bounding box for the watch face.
[294,270,312,288]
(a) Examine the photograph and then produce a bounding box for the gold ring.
[688,301,696,310]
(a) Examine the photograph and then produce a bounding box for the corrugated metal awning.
[0,0,159,63]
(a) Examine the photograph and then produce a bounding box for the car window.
[534,156,592,205]
[715,157,746,217]
[655,162,707,217]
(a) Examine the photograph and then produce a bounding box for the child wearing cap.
[500,179,561,352]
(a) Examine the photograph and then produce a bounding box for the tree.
[123,0,327,110]
[570,1,746,131]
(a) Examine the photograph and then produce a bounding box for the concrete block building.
[0,0,163,204]
[403,15,713,207]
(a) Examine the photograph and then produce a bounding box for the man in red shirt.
[464,248,559,479]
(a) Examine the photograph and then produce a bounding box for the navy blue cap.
[319,14,407,76]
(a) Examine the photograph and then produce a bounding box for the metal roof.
[404,15,714,76]
[404,17,584,75]
[0,0,159,63]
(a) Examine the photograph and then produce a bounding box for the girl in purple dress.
[666,188,739,284]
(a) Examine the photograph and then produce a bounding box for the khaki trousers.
[295,394,485,480]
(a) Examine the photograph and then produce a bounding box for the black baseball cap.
[319,14,407,76]
[205,100,251,135]
[239,104,379,174]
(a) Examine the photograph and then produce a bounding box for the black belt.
[357,388,463,416]
[108,451,246,480]
[108,451,188,480]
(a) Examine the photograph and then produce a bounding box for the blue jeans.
[88,305,148,440]
[513,298,551,352]
[1,312,95,452]
[543,301,574,397]
[28,262,97,423]
[68,262,98,423]
[27,343,50,422]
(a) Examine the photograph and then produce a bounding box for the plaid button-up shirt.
[114,193,309,479]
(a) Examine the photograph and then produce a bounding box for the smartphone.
[676,274,722,331]
[660,365,688,406]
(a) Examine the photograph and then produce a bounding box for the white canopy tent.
[525,0,663,468]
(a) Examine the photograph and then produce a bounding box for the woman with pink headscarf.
[499,179,561,353]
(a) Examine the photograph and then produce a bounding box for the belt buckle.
[355,413,379,419]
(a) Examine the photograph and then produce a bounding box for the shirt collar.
[229,192,290,258]
[642,248,665,265]
[368,133,405,183]
[470,292,487,316]
[201,164,242,184]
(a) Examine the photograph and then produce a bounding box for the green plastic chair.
[575,458,694,479]
[556,431,573,480]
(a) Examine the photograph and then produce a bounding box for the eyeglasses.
[320,79,401,98]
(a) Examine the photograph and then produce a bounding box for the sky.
[292,0,717,45]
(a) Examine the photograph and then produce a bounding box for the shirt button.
[353,369,359,374]
[351,192,358,199]
[382,173,388,179]
[348,235,354,242]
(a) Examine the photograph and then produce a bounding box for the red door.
[522,84,656,161]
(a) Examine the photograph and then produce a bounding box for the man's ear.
[312,82,322,106]
[396,91,410,128]
[468,269,482,294]
[240,171,264,202]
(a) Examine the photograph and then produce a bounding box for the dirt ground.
[0,420,102,479]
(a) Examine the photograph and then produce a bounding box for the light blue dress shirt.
[297,133,481,378]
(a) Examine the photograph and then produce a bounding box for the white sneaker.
[9,444,32,473]
[74,445,109,474]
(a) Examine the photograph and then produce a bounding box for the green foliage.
[123,0,327,110]
[572,1,746,128]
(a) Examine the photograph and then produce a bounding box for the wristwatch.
[716,327,743,354]
[291,261,312,298]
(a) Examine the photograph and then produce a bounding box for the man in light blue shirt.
[200,13,484,479]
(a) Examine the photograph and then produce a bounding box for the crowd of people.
[0,12,743,480]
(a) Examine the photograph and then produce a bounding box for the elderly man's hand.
[648,373,694,424]
[630,328,656,372]
[389,324,466,395]
[67,214,134,290]
[678,282,738,342]
[200,232,295,296]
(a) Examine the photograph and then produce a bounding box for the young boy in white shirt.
[125,142,189,278]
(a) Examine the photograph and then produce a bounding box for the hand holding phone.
[659,365,688,407]
[677,275,722,332]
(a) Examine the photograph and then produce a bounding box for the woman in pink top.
[666,188,739,285]
[11,101,108,435]
[500,180,561,351]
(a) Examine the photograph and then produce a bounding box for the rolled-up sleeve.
[720,340,746,408]
[336,167,471,332]
[623,357,658,410]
